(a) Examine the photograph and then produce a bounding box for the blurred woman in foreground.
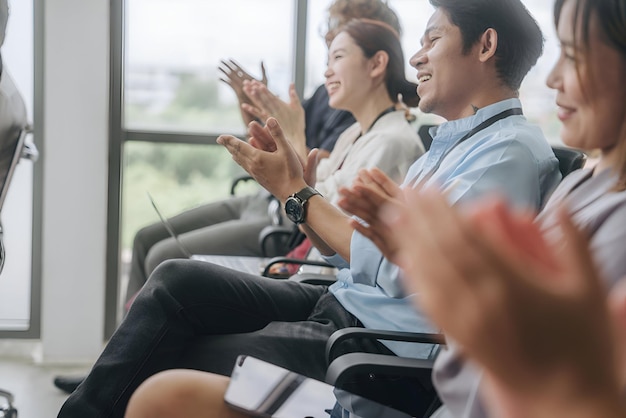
[383,0,626,416]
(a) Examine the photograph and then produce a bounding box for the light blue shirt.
[327,98,561,358]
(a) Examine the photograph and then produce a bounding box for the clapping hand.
[218,118,309,202]
[218,59,267,125]
[382,189,625,418]
[337,167,405,260]
[242,81,307,160]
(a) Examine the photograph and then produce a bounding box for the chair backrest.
[0,68,31,275]
[417,124,436,152]
[0,128,25,211]
[551,145,587,178]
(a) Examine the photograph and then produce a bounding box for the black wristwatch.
[284,186,321,225]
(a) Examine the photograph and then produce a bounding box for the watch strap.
[293,186,321,204]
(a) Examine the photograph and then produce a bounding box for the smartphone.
[224,355,412,418]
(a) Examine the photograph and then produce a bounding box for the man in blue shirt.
[58,1,561,417]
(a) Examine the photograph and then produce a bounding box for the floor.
[0,356,89,418]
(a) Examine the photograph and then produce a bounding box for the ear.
[478,28,498,63]
[369,50,390,78]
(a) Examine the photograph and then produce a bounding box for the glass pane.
[124,0,294,135]
[121,141,251,254]
[304,0,561,143]
[520,0,561,144]
[119,140,256,305]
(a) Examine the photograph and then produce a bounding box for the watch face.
[285,197,304,224]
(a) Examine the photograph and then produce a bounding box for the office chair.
[551,145,587,178]
[0,58,38,418]
[0,128,29,418]
[0,389,15,418]
[323,327,444,418]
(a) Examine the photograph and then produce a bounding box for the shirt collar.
[432,98,523,140]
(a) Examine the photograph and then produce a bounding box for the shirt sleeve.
[441,137,546,211]
[322,252,350,270]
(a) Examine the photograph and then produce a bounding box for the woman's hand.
[218,59,267,125]
[382,189,624,418]
[242,81,308,160]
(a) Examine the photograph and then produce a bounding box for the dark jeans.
[58,259,392,418]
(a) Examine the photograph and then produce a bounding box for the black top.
[302,85,356,153]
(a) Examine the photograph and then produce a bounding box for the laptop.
[146,192,192,258]
[190,254,271,276]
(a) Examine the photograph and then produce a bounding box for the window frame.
[105,0,309,337]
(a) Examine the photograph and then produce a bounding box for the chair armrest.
[289,273,337,286]
[230,175,256,195]
[21,142,38,162]
[259,226,296,258]
[325,352,436,385]
[326,327,445,363]
[262,256,335,277]
[325,352,442,418]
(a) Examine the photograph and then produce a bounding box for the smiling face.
[547,0,626,164]
[324,31,373,112]
[408,8,485,121]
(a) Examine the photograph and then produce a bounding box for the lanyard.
[337,106,398,170]
[364,105,397,134]
[409,107,523,186]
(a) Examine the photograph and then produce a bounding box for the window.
[124,0,295,135]
[113,0,295,324]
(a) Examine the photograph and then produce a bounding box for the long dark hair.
[340,18,420,107]
[554,0,626,189]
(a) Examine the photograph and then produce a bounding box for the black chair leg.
[0,389,17,417]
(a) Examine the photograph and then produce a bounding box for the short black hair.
[430,0,544,91]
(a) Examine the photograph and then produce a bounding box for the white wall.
[39,0,109,363]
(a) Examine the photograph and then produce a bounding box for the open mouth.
[556,105,576,121]
[417,75,431,85]
[326,81,340,94]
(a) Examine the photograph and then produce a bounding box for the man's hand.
[242,81,307,160]
[303,148,323,188]
[218,117,307,202]
[337,167,404,260]
[218,59,267,125]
